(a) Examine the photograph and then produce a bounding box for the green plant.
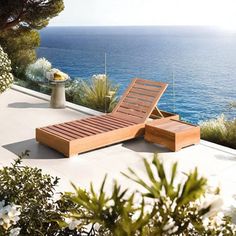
[0,46,14,93]
[0,0,64,31]
[201,114,236,149]
[124,155,234,235]
[61,177,155,236]
[0,151,78,235]
[73,75,119,112]
[61,154,236,235]
[0,0,64,76]
[0,29,40,77]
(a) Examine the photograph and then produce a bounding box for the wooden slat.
[57,124,90,136]
[68,121,104,134]
[129,87,157,97]
[91,116,126,128]
[52,125,84,138]
[105,114,136,126]
[112,78,138,112]
[42,127,75,140]
[47,126,80,139]
[127,92,155,102]
[107,114,137,125]
[135,78,167,87]
[117,107,146,118]
[60,123,98,136]
[120,102,148,113]
[157,121,187,130]
[88,116,126,129]
[100,116,130,127]
[113,112,144,124]
[123,97,151,107]
[133,83,161,92]
[75,119,112,132]
[83,118,118,130]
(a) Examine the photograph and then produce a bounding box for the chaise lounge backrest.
[112,78,168,123]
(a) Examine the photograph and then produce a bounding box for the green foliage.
[0,0,64,76]
[201,114,236,149]
[0,29,40,77]
[62,154,236,235]
[0,0,64,31]
[0,151,78,235]
[0,46,14,93]
[62,177,155,236]
[72,75,119,112]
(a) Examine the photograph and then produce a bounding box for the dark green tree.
[0,0,64,31]
[0,29,40,76]
[0,0,64,76]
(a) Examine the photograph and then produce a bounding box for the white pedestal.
[50,82,66,109]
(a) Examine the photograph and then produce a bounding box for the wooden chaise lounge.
[36,78,168,157]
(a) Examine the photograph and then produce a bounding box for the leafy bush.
[0,46,14,93]
[72,74,119,112]
[0,151,77,236]
[61,154,236,235]
[201,114,236,149]
[25,57,52,83]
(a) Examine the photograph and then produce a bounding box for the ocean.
[37,26,236,124]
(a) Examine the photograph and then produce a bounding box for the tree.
[0,29,40,76]
[0,0,64,76]
[0,0,64,31]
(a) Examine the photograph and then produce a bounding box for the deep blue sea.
[37,26,236,123]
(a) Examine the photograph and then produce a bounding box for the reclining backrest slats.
[112,78,168,123]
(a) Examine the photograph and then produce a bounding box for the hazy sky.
[49,0,236,29]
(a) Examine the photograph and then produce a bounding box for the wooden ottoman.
[144,119,200,151]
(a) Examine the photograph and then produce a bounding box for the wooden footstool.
[144,119,200,151]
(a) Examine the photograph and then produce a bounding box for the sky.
[49,0,236,29]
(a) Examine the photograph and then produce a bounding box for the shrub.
[72,74,119,112]
[25,57,52,83]
[0,151,77,235]
[0,46,14,93]
[200,114,236,149]
[61,154,236,235]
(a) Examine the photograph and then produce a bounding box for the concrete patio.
[0,85,236,219]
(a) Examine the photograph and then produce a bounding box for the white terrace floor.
[1,86,236,218]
